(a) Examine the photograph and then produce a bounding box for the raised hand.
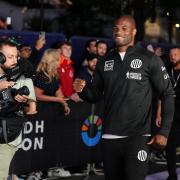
[0,80,15,90]
[147,134,167,149]
[64,103,70,115]
[73,78,86,93]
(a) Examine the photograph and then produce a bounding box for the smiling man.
[165,48,180,180]
[73,15,174,180]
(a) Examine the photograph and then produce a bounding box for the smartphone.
[39,31,46,40]
[6,17,11,25]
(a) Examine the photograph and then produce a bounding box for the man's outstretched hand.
[73,78,86,93]
[147,134,167,149]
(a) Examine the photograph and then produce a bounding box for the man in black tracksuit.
[73,15,174,180]
[165,48,180,180]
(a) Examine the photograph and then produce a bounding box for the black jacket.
[80,44,174,137]
[170,69,180,122]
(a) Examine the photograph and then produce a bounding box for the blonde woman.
[34,48,70,115]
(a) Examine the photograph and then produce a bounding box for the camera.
[0,85,30,113]
[0,51,30,114]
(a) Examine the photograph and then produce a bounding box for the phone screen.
[6,17,11,25]
[39,31,46,39]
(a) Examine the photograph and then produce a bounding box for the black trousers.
[166,120,180,176]
[102,136,150,180]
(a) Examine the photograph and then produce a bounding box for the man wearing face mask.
[165,48,180,180]
[73,15,174,180]
[0,39,36,180]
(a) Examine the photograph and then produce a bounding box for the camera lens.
[17,86,30,96]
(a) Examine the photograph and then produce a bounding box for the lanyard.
[171,68,180,88]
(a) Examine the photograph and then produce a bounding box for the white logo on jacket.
[130,59,142,69]
[126,71,142,80]
[104,60,114,71]
[137,150,147,162]
[62,68,65,73]
[164,73,169,79]
[69,70,74,78]
[161,66,166,71]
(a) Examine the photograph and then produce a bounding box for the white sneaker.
[48,168,71,177]
[27,171,43,180]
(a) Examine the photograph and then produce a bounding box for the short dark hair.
[51,41,72,49]
[85,39,97,48]
[86,53,98,61]
[0,39,17,50]
[59,41,72,48]
[96,40,108,47]
[19,43,31,50]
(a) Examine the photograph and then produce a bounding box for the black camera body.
[0,85,30,114]
[0,51,30,114]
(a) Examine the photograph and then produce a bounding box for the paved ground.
[47,167,180,180]
[21,154,180,180]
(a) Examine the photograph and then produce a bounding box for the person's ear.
[133,28,137,36]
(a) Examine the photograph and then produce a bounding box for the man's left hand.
[147,134,167,149]
[14,94,28,103]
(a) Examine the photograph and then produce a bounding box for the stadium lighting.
[175,24,180,28]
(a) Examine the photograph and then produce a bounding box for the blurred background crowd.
[0,0,180,44]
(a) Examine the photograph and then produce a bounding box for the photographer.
[0,40,36,180]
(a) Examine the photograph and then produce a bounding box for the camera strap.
[0,74,7,81]
[8,72,22,82]
[2,119,8,143]
[0,116,26,146]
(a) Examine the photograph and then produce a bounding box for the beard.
[88,65,96,72]
[172,60,180,67]
[114,35,132,47]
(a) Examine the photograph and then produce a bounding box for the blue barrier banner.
[10,100,104,174]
